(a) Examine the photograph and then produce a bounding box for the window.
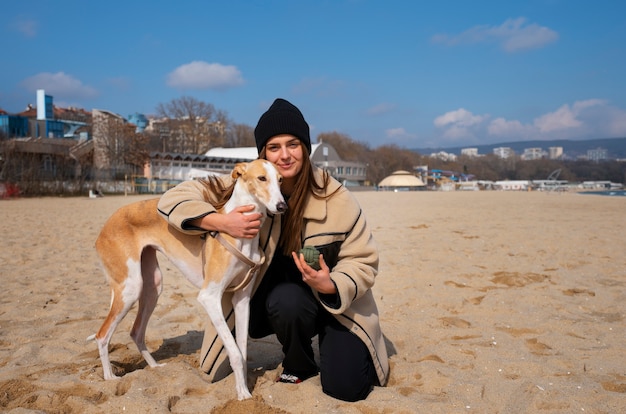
[42,155,54,172]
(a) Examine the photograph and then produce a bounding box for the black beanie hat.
[254,98,311,154]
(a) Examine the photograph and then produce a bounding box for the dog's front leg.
[232,281,254,364]
[231,286,253,399]
[198,285,252,400]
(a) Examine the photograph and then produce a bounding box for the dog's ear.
[232,162,248,179]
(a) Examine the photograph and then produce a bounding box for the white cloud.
[167,61,244,90]
[21,72,98,99]
[433,108,489,142]
[572,101,626,137]
[534,105,581,132]
[432,17,558,52]
[434,108,486,128]
[434,100,626,145]
[442,125,475,140]
[533,99,605,132]
[488,117,529,137]
[607,108,626,136]
[12,18,38,38]
[498,18,559,52]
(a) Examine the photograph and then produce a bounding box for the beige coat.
[157,167,389,386]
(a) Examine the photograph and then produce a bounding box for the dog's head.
[233,160,287,215]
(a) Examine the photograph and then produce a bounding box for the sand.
[0,190,625,413]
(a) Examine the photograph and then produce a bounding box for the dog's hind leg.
[129,246,165,369]
[198,284,252,400]
[94,260,143,380]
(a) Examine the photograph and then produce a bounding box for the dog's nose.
[276,201,288,213]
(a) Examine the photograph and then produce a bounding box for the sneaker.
[276,373,302,384]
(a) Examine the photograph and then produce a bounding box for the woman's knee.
[318,320,377,401]
[320,350,376,401]
[321,374,373,402]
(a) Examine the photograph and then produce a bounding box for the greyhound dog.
[88,159,287,400]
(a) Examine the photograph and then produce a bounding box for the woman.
[157,98,388,401]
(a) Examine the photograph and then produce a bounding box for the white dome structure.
[378,170,425,191]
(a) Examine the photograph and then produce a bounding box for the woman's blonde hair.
[259,143,337,255]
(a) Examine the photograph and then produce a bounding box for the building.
[4,90,91,140]
[548,146,563,160]
[309,141,367,186]
[0,91,96,194]
[127,113,149,132]
[0,110,29,138]
[378,170,426,191]
[494,180,530,191]
[22,90,68,138]
[145,141,368,189]
[493,147,514,159]
[521,147,546,160]
[429,151,457,161]
[146,152,219,182]
[461,147,479,157]
[3,91,374,194]
[92,109,138,179]
[587,147,608,162]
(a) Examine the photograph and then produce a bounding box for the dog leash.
[211,232,265,292]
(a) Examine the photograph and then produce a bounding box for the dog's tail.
[86,334,96,342]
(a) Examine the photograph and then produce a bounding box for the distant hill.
[412,137,626,159]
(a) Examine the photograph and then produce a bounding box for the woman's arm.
[190,205,263,239]
[157,179,262,238]
[320,191,379,314]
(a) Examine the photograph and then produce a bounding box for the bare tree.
[124,132,150,174]
[155,96,227,154]
[363,144,420,185]
[317,131,370,161]
[226,122,255,147]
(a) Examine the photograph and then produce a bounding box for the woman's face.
[264,135,304,185]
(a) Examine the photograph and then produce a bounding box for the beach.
[0,191,625,413]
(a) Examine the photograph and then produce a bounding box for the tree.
[366,144,421,185]
[155,96,226,154]
[124,132,150,174]
[317,131,370,161]
[225,122,255,147]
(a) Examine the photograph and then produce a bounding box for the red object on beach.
[0,182,20,199]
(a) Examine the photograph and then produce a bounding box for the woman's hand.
[221,206,263,238]
[191,205,262,238]
[292,251,337,294]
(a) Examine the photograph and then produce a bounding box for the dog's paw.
[236,387,252,400]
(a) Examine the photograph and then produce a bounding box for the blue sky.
[2,0,625,149]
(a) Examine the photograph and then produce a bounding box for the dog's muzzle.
[276,201,288,213]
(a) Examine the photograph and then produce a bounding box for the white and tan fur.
[89,159,286,400]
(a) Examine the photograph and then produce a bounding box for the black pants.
[249,256,377,401]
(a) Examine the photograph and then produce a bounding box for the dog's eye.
[258,176,267,182]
